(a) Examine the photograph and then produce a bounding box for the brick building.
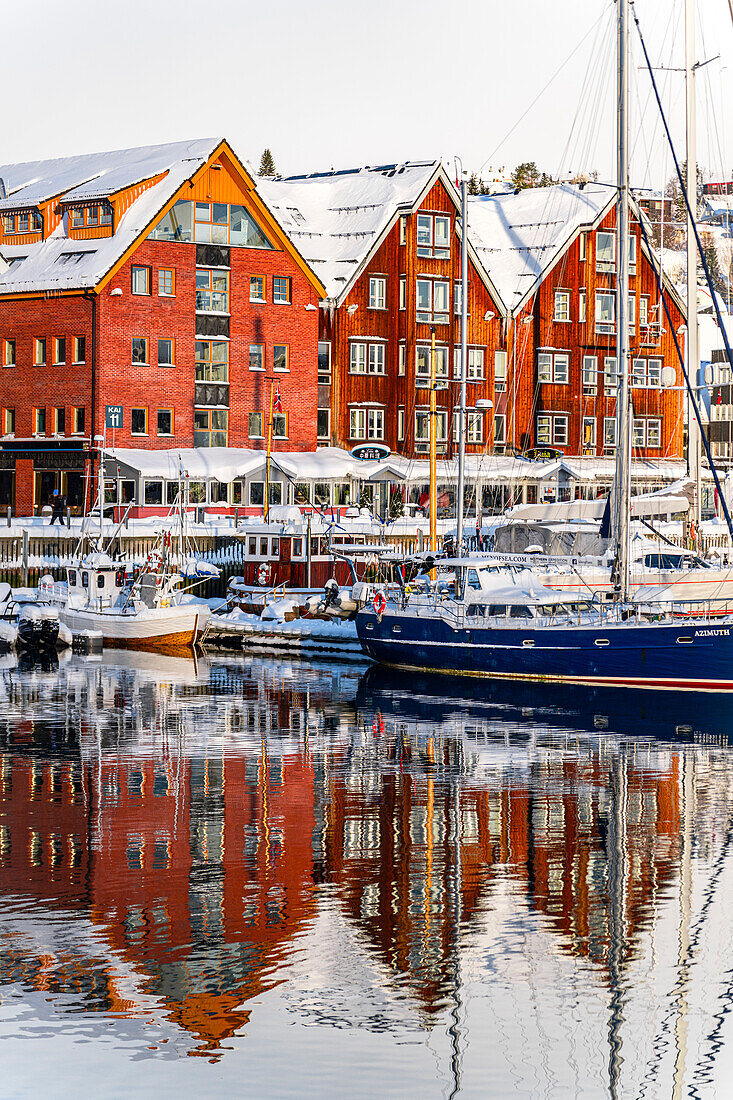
[0,138,324,516]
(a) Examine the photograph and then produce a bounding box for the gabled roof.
[0,138,325,299]
[467,183,617,316]
[0,137,218,212]
[259,162,506,311]
[258,162,439,301]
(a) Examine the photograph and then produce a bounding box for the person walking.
[49,489,66,525]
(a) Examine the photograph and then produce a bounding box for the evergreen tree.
[467,173,480,196]
[510,161,541,190]
[700,231,727,295]
[258,148,277,177]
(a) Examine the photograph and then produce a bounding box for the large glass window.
[195,201,230,244]
[148,200,194,242]
[595,291,615,334]
[195,269,229,312]
[415,409,447,442]
[416,214,450,258]
[416,279,450,323]
[194,409,228,447]
[149,199,273,247]
[596,231,616,272]
[368,276,386,309]
[195,341,228,382]
[416,344,448,379]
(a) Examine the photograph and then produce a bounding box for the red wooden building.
[0,139,324,516]
[261,163,507,461]
[468,184,685,470]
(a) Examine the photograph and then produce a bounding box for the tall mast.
[456,174,468,553]
[685,0,702,535]
[430,327,437,555]
[615,0,632,601]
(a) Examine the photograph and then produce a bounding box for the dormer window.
[3,210,41,235]
[70,208,84,228]
[68,204,112,230]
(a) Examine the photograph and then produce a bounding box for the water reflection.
[0,652,732,1096]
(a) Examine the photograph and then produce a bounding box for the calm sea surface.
[1,650,733,1098]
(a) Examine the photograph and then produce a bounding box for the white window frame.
[399,276,406,310]
[554,289,571,322]
[398,408,405,440]
[494,350,507,392]
[583,355,597,393]
[538,350,569,384]
[582,416,596,450]
[579,289,586,323]
[596,230,616,273]
[368,276,386,310]
[493,413,506,444]
[595,290,615,334]
[368,344,385,375]
[367,408,384,440]
[349,408,366,439]
[604,417,617,450]
[349,342,367,374]
[604,356,618,393]
[647,418,661,448]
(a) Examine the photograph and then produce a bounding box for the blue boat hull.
[356,609,733,691]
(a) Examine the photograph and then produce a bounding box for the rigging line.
[632,2,733,542]
[477,3,613,176]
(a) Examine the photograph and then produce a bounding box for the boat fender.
[257,562,271,587]
[373,590,387,618]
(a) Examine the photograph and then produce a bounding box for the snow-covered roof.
[0,138,221,294]
[258,162,441,301]
[467,183,616,315]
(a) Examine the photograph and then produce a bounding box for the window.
[350,343,367,374]
[74,336,85,363]
[52,337,65,364]
[188,201,273,248]
[631,358,645,387]
[249,482,264,507]
[158,268,175,296]
[158,338,174,367]
[416,343,449,381]
[70,208,84,229]
[579,289,586,323]
[34,407,46,435]
[3,340,15,367]
[536,414,567,446]
[639,296,649,328]
[454,348,485,380]
[629,233,637,274]
[416,279,449,323]
[273,276,291,303]
[631,358,662,388]
[579,231,587,261]
[72,407,85,435]
[273,344,289,372]
[318,341,331,383]
[273,413,287,438]
[368,344,385,374]
[628,295,636,334]
[132,337,148,364]
[494,413,506,444]
[583,355,597,393]
[415,408,448,443]
[248,344,264,372]
[416,213,450,258]
[604,356,618,392]
[349,407,382,440]
[647,418,661,447]
[317,409,330,439]
[595,291,615,334]
[157,409,173,436]
[100,206,112,227]
[195,340,228,381]
[249,411,264,438]
[554,290,570,322]
[604,417,617,450]
[34,338,46,366]
[454,280,462,316]
[196,269,229,313]
[399,344,406,375]
[369,276,386,309]
[368,409,384,440]
[131,408,148,435]
[250,275,266,302]
[350,408,366,439]
[399,216,407,245]
[537,350,569,383]
[582,416,596,450]
[398,408,405,440]
[2,215,15,233]
[131,266,151,295]
[194,408,228,447]
[453,410,483,444]
[494,350,507,392]
[399,277,406,310]
[596,230,616,272]
[3,408,14,435]
[632,418,645,447]
[54,407,65,434]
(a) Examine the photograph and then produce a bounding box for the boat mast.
[456,174,468,554]
[685,0,702,538]
[430,326,437,555]
[614,0,632,602]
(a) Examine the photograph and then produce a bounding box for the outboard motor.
[17,605,60,651]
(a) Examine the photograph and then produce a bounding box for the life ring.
[257,562,271,587]
[373,590,387,616]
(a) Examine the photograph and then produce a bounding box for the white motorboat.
[44,554,209,653]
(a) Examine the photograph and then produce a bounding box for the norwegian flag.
[274,385,283,413]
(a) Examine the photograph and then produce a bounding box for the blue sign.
[350,443,391,461]
[105,405,123,429]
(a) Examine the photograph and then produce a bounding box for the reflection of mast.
[447,742,463,1100]
[606,749,628,1100]
[672,753,694,1099]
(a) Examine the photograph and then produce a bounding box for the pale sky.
[4,0,733,189]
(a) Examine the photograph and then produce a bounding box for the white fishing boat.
[45,554,208,653]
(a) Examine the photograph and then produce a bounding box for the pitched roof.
[0,138,221,295]
[466,182,616,315]
[257,162,442,301]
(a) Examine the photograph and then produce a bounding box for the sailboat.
[354,0,733,691]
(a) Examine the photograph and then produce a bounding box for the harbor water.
[1,650,733,1097]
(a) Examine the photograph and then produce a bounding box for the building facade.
[0,139,324,515]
